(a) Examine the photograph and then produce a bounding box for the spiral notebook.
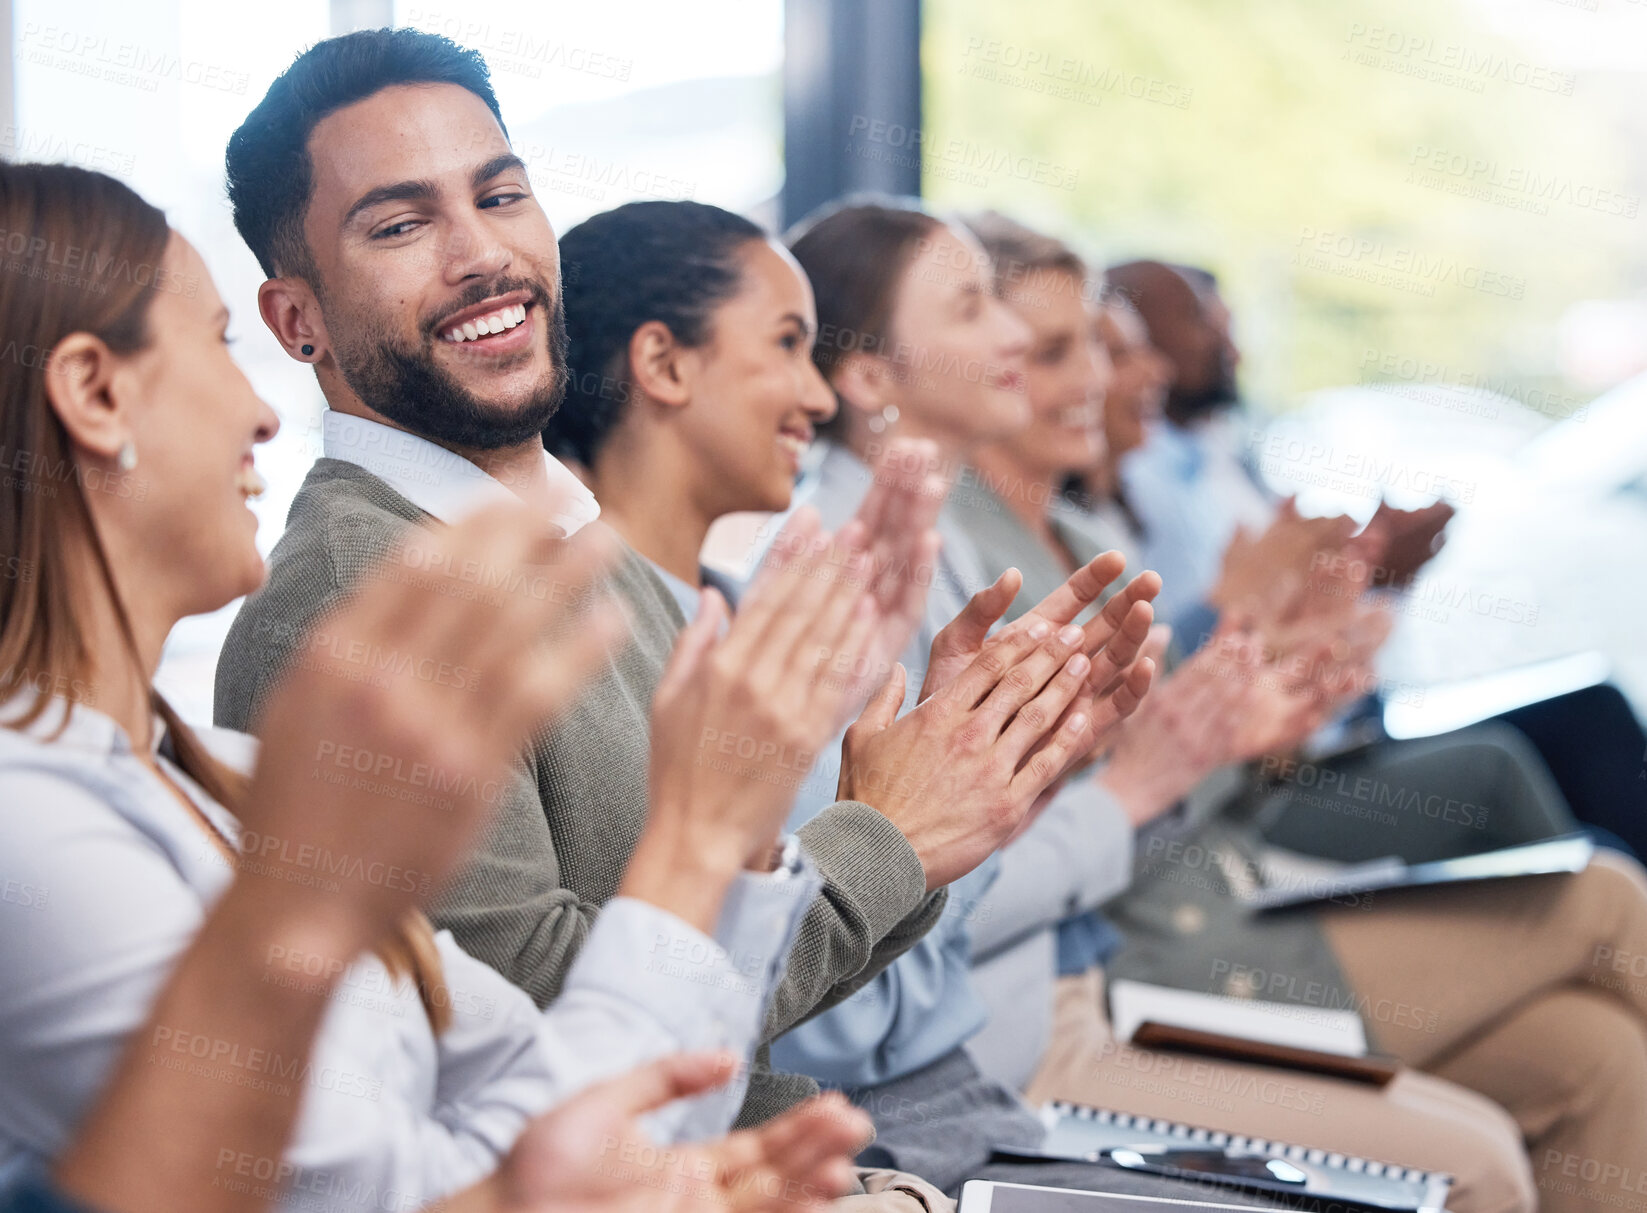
[992,1102,1451,1213]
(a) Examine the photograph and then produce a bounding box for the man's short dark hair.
[226,28,506,282]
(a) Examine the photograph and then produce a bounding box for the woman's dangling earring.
[866,404,900,434]
[116,439,138,472]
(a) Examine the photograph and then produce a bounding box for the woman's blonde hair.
[0,161,451,1031]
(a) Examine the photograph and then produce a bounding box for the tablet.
[957,1182,1274,1213]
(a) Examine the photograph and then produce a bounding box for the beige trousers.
[1024,853,1647,1213]
[1025,968,1533,1213]
[1322,850,1647,1213]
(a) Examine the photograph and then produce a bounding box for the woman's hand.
[241,495,627,947]
[838,618,1105,892]
[629,444,944,931]
[477,1054,870,1213]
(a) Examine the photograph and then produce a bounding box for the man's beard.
[329,279,570,451]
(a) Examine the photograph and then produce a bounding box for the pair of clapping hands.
[1097,502,1414,826]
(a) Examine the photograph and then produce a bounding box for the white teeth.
[442,304,529,342]
[237,466,266,500]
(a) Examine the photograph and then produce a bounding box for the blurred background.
[3,0,1644,721]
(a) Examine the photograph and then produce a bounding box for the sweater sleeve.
[767,800,948,1036]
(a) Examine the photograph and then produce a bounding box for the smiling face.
[876,223,1031,450]
[299,83,565,450]
[116,234,280,614]
[994,266,1109,479]
[673,239,837,515]
[1097,302,1171,460]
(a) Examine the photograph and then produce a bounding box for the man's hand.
[840,619,1111,891]
[1208,497,1357,622]
[479,1053,870,1213]
[243,497,627,946]
[1365,497,1454,589]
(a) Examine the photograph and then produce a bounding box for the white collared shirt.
[321,411,601,536]
[0,695,819,1209]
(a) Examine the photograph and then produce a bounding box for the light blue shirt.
[1119,413,1275,627]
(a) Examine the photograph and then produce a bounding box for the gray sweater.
[214,458,948,1128]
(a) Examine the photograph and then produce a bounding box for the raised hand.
[1207,497,1358,623]
[839,619,1105,892]
[242,495,627,941]
[476,1053,870,1213]
[920,551,1158,696]
[919,554,1161,778]
[1365,497,1455,589]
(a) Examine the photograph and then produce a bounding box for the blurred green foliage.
[922,0,1647,418]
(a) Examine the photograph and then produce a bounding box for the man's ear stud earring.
[301,344,315,356]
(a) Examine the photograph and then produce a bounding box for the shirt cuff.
[712,835,822,1014]
[563,896,784,1141]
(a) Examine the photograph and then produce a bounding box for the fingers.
[1008,700,1094,802]
[1028,549,1127,627]
[741,1093,872,1179]
[1078,569,1161,656]
[870,527,942,664]
[942,614,1061,709]
[1085,599,1155,696]
[847,663,907,738]
[1139,623,1173,668]
[578,1051,739,1119]
[928,568,1022,666]
[760,541,869,687]
[974,623,1086,731]
[463,521,624,701]
[1108,656,1156,721]
[994,648,1091,761]
[723,509,823,663]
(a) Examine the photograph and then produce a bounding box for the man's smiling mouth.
[441,301,529,343]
